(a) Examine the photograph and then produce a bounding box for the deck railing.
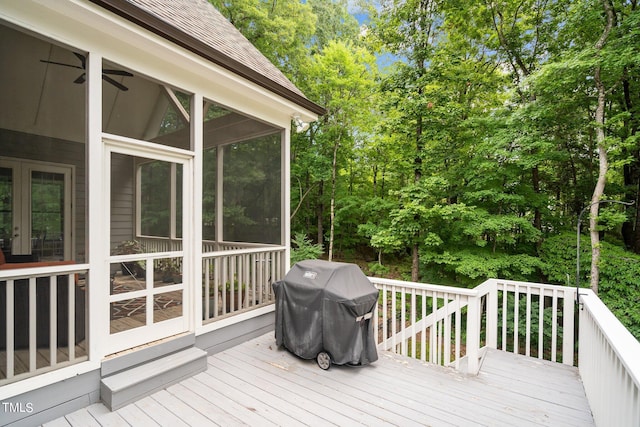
[370,278,576,373]
[578,289,640,426]
[0,264,88,385]
[370,276,640,425]
[202,246,285,322]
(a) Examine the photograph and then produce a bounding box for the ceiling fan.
[40,52,133,91]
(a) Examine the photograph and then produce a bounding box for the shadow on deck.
[46,333,594,426]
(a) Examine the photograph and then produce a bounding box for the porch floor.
[45,333,594,426]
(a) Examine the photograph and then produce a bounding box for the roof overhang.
[89,0,326,117]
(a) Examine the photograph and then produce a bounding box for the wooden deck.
[45,333,594,426]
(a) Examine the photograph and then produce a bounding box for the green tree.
[303,40,378,260]
[209,0,316,80]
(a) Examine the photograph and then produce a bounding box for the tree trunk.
[328,142,339,262]
[412,243,420,282]
[589,0,615,294]
[317,180,324,248]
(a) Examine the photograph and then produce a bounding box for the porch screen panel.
[201,100,282,247]
[31,171,65,260]
[0,168,11,253]
[223,134,282,245]
[102,60,192,151]
[0,23,86,262]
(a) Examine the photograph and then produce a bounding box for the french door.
[105,139,192,354]
[0,158,72,260]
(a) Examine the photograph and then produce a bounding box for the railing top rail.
[0,263,89,280]
[368,276,478,297]
[136,235,183,241]
[580,289,640,389]
[109,252,184,262]
[203,246,287,259]
[489,278,577,292]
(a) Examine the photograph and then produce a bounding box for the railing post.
[465,291,481,374]
[562,288,575,365]
[484,280,498,349]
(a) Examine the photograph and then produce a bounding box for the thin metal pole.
[576,200,634,304]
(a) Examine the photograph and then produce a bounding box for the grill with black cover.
[272,259,378,369]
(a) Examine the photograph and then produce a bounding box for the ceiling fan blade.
[103,74,129,91]
[103,69,134,77]
[74,73,86,84]
[40,59,83,70]
[73,52,86,69]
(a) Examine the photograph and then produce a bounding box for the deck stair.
[99,334,207,411]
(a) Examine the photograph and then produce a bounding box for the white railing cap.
[580,290,640,388]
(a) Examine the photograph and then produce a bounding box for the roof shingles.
[90,0,323,114]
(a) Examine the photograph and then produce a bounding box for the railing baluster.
[444,292,451,366]
[513,284,519,354]
[7,279,15,379]
[551,288,558,362]
[391,288,397,352]
[410,288,416,359]
[382,285,388,349]
[525,286,531,357]
[49,276,57,366]
[430,291,437,363]
[400,288,406,356]
[204,258,211,320]
[67,274,75,361]
[214,257,220,317]
[251,253,258,305]
[538,286,545,359]
[501,285,507,351]
[420,289,426,362]
[29,277,36,372]
[455,295,461,369]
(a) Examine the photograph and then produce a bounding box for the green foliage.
[290,233,324,266]
[540,233,640,339]
[422,249,545,287]
[367,262,389,277]
[217,0,640,338]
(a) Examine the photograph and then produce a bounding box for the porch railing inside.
[369,277,640,426]
[137,237,286,322]
[202,245,285,322]
[0,264,89,386]
[137,236,269,254]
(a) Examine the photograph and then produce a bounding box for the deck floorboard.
[47,333,594,426]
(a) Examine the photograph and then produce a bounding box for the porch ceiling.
[0,25,82,143]
[1,22,281,149]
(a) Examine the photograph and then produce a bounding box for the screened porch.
[0,21,288,386]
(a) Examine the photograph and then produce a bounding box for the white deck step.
[100,347,207,411]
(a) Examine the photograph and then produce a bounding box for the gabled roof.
[90,0,325,116]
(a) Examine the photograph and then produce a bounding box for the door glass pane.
[110,297,147,333]
[154,291,182,323]
[31,171,65,261]
[0,167,11,253]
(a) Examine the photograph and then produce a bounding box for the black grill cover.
[273,260,378,366]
